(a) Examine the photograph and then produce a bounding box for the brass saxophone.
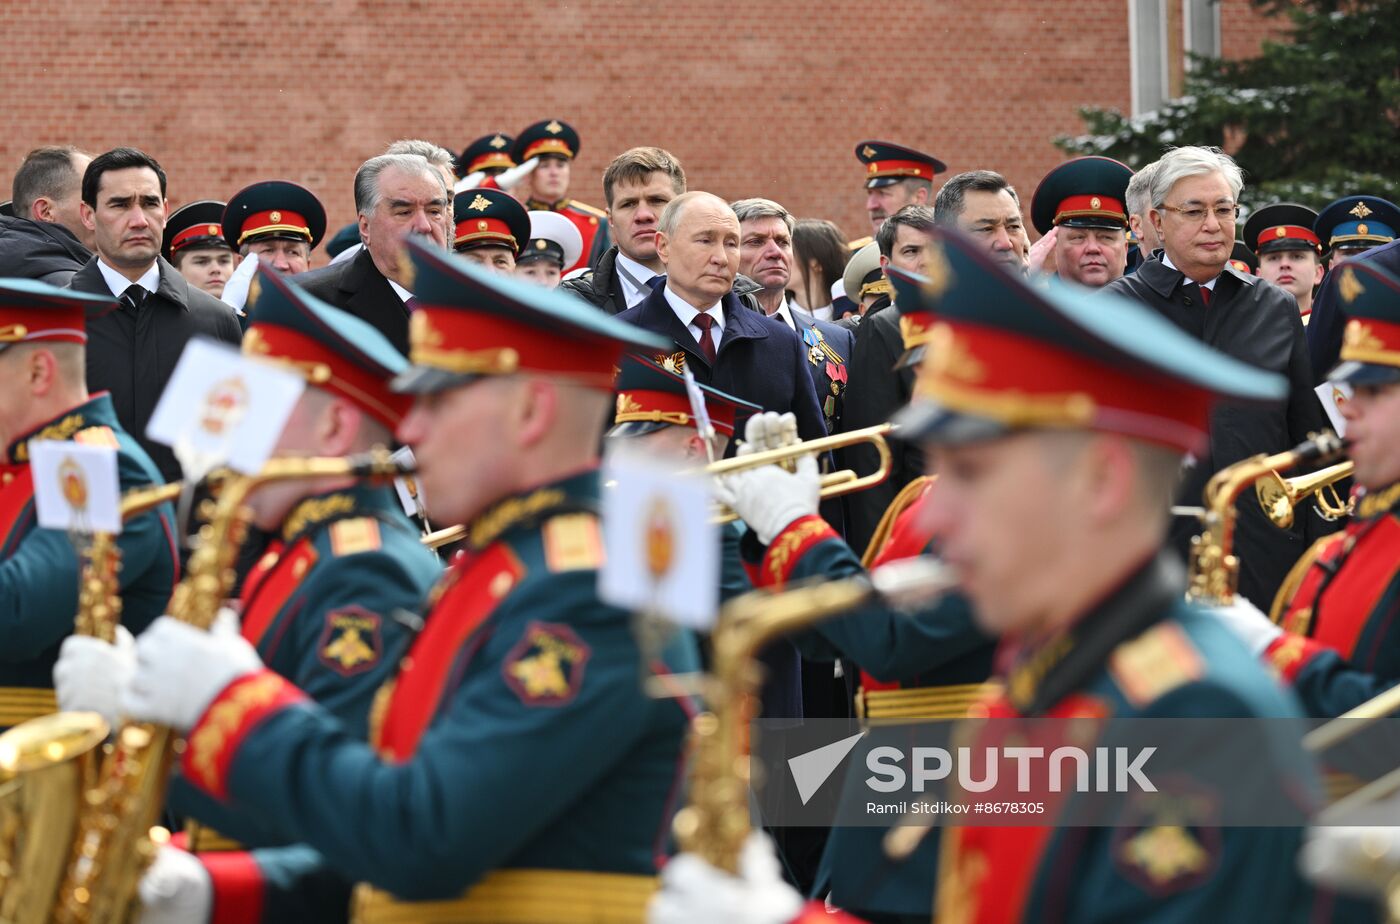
[671,558,956,872]
[1186,432,1346,606]
[0,483,185,924]
[30,449,404,924]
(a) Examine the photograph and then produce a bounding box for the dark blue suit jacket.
[1307,238,1400,383]
[616,285,827,448]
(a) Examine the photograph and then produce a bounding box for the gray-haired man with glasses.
[1105,145,1334,612]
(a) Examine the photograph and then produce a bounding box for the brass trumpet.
[705,424,894,525]
[1186,432,1346,606]
[1256,460,1355,529]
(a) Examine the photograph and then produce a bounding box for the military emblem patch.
[502,621,591,707]
[318,606,384,677]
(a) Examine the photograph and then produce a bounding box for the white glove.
[1211,595,1284,657]
[218,252,261,314]
[54,625,136,731]
[454,157,540,194]
[647,832,804,924]
[1301,825,1400,898]
[714,412,818,544]
[137,844,212,924]
[123,616,264,733]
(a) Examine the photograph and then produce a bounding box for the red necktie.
[692,311,718,364]
[1199,285,1211,306]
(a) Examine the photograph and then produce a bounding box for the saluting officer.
[514,118,611,272]
[119,240,700,923]
[1028,155,1134,288]
[456,132,516,180]
[222,180,328,275]
[0,281,178,730]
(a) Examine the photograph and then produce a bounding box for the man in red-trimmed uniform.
[656,226,1327,923]
[57,264,443,921]
[1210,260,1400,720]
[514,118,611,272]
[117,240,699,923]
[0,279,178,731]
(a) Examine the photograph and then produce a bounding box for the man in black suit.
[0,146,94,286]
[296,153,451,354]
[615,191,825,449]
[68,148,241,483]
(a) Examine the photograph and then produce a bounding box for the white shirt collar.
[387,279,412,303]
[615,251,660,308]
[794,302,834,323]
[1161,252,1218,291]
[772,298,796,331]
[97,259,160,298]
[662,284,724,331]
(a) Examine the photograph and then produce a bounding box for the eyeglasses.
[1159,203,1240,224]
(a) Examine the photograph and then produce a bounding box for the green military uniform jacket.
[171,470,700,920]
[0,393,177,727]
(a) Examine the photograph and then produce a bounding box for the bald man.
[615,191,826,450]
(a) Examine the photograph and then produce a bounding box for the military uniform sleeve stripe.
[182,670,308,800]
[201,850,266,924]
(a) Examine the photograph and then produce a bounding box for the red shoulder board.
[871,482,936,568]
[240,540,319,649]
[0,464,35,551]
[376,543,526,761]
[1306,518,1400,660]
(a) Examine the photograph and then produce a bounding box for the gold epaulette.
[0,687,57,727]
[847,235,874,251]
[857,681,996,722]
[352,868,658,924]
[567,199,608,219]
[185,821,244,853]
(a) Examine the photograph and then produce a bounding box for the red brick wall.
[3,0,1282,265]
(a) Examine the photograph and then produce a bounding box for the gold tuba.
[1186,432,1346,606]
[671,558,955,872]
[1256,460,1355,530]
[0,450,406,924]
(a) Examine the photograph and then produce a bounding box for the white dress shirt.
[615,251,661,309]
[1161,252,1218,293]
[97,260,160,299]
[388,279,413,303]
[663,285,724,355]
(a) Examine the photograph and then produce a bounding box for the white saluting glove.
[1211,594,1284,657]
[54,625,136,732]
[647,832,804,924]
[137,845,212,924]
[1301,824,1400,898]
[122,615,264,733]
[494,156,540,192]
[219,252,261,315]
[712,412,819,545]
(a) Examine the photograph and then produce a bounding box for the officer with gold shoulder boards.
[855,139,946,242]
[163,199,236,298]
[1028,155,1134,288]
[0,281,178,730]
[657,227,1328,923]
[1207,261,1400,722]
[119,239,699,923]
[222,180,328,276]
[1306,196,1400,379]
[450,187,530,275]
[514,118,611,272]
[56,264,443,921]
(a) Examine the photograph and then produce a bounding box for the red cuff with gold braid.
[202,850,266,924]
[791,899,866,922]
[182,670,307,800]
[1264,634,1326,684]
[758,515,839,590]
